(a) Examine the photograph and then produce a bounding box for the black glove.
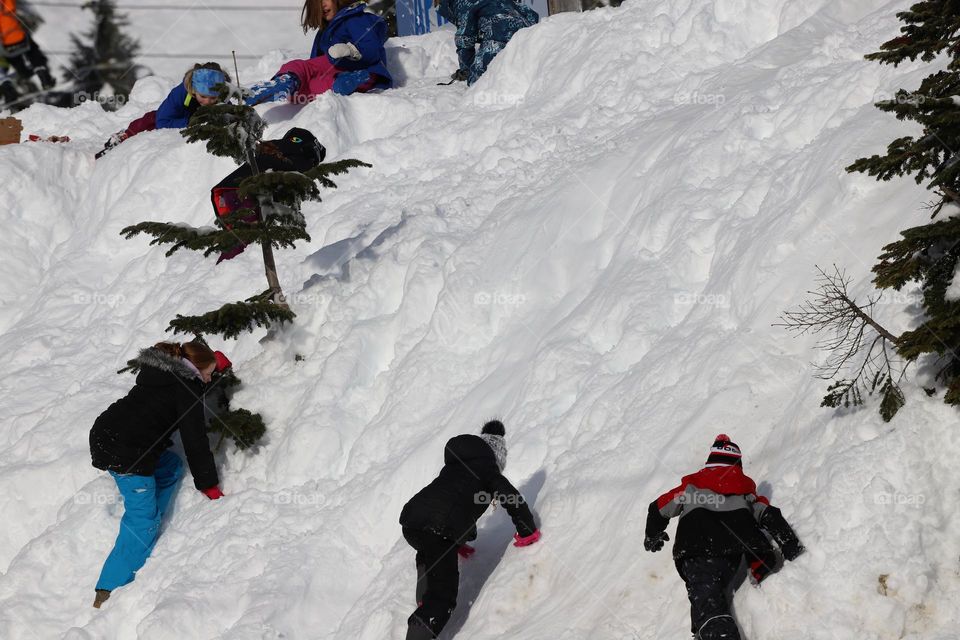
[780,539,805,562]
[643,531,669,552]
[451,68,468,82]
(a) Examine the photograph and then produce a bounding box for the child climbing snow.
[243,0,392,106]
[644,434,805,640]
[88,342,229,609]
[436,0,538,85]
[398,420,541,640]
[96,63,229,158]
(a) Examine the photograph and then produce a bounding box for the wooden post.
[548,0,581,14]
[0,117,22,145]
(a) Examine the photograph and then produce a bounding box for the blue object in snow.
[243,73,301,106]
[332,69,376,95]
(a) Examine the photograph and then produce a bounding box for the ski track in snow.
[2,1,959,639]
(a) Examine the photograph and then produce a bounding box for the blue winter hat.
[192,68,226,97]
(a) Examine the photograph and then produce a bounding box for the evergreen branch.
[303,159,373,189]
[182,103,265,164]
[239,172,321,208]
[167,298,296,340]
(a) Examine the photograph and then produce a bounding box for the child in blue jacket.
[97,63,229,159]
[437,0,538,85]
[244,0,392,105]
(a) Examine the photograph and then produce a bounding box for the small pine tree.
[846,1,960,407]
[66,0,141,108]
[121,91,369,340]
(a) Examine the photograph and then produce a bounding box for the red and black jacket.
[645,465,800,563]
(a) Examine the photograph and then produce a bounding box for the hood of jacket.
[132,347,201,387]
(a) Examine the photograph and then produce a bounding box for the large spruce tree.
[846,1,960,408]
[65,0,141,107]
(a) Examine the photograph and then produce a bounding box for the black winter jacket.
[399,434,537,544]
[645,465,803,563]
[89,348,219,490]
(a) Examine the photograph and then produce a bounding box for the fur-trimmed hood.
[132,348,201,386]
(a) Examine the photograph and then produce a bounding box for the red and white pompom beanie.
[705,434,742,467]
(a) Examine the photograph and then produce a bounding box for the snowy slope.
[2,1,959,639]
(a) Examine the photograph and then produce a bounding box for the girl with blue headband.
[97,62,230,159]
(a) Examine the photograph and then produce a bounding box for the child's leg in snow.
[153,451,184,518]
[95,472,162,591]
[245,57,340,106]
[244,72,302,106]
[124,111,158,139]
[332,69,378,95]
[679,556,742,640]
[468,40,507,85]
[402,528,459,637]
[280,57,338,99]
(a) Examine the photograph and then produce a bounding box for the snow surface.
[2,0,960,639]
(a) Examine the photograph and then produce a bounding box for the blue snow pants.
[95,451,184,591]
[468,40,507,85]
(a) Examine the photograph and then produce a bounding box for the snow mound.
[1,1,958,639]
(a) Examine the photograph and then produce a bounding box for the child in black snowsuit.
[644,434,804,640]
[399,420,541,640]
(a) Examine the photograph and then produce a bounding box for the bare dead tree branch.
[775,265,907,421]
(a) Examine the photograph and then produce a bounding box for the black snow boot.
[405,617,436,640]
[0,80,18,106]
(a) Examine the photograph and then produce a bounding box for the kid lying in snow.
[436,0,538,85]
[96,63,229,159]
[243,0,392,106]
[644,434,805,640]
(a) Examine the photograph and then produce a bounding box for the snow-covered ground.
[2,0,959,639]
